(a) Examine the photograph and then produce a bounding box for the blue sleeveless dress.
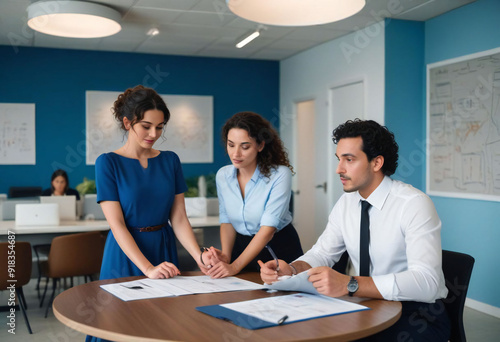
[86,151,187,342]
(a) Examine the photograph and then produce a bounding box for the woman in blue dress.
[206,111,303,278]
[86,85,210,342]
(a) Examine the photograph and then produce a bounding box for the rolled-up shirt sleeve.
[373,194,447,303]
[260,167,292,230]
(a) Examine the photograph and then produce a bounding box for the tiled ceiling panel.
[0,0,476,60]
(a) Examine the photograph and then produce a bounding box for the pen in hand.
[265,245,280,272]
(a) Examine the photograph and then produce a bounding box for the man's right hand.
[258,259,292,284]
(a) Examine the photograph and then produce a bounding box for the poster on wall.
[86,91,213,165]
[0,103,36,165]
[426,47,500,202]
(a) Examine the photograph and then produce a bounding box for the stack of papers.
[264,271,319,295]
[101,276,264,301]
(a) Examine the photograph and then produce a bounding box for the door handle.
[315,182,327,193]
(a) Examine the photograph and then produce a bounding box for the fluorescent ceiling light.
[27,1,121,38]
[227,0,366,26]
[236,30,260,49]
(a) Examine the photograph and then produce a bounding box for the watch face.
[347,278,358,292]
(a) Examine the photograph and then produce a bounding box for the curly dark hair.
[221,112,294,178]
[112,85,170,131]
[332,119,399,176]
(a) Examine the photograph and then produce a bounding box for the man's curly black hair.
[332,119,399,176]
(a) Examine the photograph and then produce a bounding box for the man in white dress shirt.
[259,119,450,341]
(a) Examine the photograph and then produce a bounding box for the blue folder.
[196,304,280,329]
[196,293,370,330]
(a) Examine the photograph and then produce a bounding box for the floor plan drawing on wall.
[427,48,500,201]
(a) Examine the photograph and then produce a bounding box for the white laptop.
[40,195,77,221]
[15,203,60,226]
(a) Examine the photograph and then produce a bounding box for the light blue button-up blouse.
[216,164,293,236]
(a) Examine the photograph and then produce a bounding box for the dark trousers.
[231,223,304,272]
[357,300,451,342]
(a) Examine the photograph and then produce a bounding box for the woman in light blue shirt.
[206,112,303,278]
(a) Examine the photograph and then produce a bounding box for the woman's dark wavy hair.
[112,85,170,131]
[50,169,69,194]
[332,119,399,176]
[221,111,294,178]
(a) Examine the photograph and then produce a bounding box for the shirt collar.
[226,165,264,183]
[357,175,392,211]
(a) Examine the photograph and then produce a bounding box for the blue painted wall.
[386,0,500,308]
[424,0,500,308]
[0,46,279,194]
[385,19,425,190]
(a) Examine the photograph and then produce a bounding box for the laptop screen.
[40,195,77,221]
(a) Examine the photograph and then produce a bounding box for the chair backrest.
[332,250,349,274]
[0,242,32,290]
[48,231,105,279]
[442,250,475,342]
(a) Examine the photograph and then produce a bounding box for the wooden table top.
[53,272,402,342]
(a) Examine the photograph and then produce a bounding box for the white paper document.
[100,276,264,301]
[264,271,320,295]
[221,293,369,324]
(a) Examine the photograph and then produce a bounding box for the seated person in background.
[206,111,303,278]
[259,119,450,341]
[42,169,80,200]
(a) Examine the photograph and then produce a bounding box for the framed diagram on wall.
[0,103,36,165]
[86,91,213,165]
[426,47,500,202]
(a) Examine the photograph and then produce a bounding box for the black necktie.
[359,200,372,277]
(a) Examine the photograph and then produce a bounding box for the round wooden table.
[53,272,401,342]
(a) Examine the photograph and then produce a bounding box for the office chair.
[33,243,51,301]
[0,241,33,334]
[442,250,475,342]
[40,231,106,318]
[8,186,42,198]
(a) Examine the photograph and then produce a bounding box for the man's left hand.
[307,266,350,297]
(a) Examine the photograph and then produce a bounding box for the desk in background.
[53,272,402,342]
[0,217,220,272]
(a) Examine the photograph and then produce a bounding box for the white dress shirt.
[296,176,448,303]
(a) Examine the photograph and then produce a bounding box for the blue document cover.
[196,293,370,330]
[196,304,278,329]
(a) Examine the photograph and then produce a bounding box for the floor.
[1,277,500,342]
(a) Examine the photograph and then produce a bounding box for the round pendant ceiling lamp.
[27,1,121,38]
[227,0,366,26]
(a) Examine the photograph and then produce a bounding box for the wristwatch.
[347,276,358,297]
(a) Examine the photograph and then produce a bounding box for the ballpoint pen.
[278,315,289,325]
[265,245,280,272]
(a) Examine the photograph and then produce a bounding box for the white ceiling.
[0,0,476,60]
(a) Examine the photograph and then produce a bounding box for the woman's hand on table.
[206,261,239,278]
[145,262,180,279]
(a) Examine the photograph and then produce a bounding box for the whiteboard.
[426,47,500,202]
[0,103,36,165]
[86,91,213,164]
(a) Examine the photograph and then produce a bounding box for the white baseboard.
[465,298,500,319]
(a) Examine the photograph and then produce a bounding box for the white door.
[327,81,365,209]
[294,100,316,251]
